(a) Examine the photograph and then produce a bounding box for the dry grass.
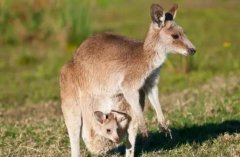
[1,75,239,156]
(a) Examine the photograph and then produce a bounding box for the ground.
[0,0,240,156]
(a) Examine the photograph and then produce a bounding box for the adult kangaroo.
[60,3,196,157]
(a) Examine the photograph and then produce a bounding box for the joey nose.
[115,137,120,143]
[188,48,196,55]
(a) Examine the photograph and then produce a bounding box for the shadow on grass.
[132,120,240,156]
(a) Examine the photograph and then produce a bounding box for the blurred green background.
[0,0,239,156]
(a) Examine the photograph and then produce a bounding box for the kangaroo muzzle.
[187,48,196,55]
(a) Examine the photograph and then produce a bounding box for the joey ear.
[165,3,178,21]
[94,111,106,124]
[108,112,114,120]
[150,4,165,27]
[111,110,128,122]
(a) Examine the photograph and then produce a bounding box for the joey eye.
[106,129,112,134]
[171,34,179,39]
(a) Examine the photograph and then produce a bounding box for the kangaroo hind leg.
[62,99,82,157]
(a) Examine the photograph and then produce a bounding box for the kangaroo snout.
[187,48,196,55]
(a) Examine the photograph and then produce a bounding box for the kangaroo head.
[145,3,196,56]
[94,111,127,143]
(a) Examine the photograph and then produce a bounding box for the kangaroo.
[82,110,127,155]
[60,3,196,157]
[80,94,138,157]
[86,111,130,155]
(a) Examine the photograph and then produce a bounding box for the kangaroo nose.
[188,48,196,55]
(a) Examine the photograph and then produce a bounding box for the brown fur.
[79,94,134,155]
[60,3,196,157]
[70,32,154,90]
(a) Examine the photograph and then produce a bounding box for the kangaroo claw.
[159,122,172,139]
[142,130,149,139]
[139,124,149,138]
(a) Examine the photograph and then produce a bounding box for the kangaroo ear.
[150,4,165,27]
[94,111,106,124]
[165,3,178,21]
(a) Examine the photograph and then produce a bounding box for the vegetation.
[0,0,239,156]
[0,0,91,45]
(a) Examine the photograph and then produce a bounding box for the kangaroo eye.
[106,129,112,134]
[171,34,179,39]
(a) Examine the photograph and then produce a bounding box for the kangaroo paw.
[139,124,149,138]
[159,122,172,139]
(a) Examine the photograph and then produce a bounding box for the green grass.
[0,0,91,45]
[1,76,239,156]
[0,0,240,156]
